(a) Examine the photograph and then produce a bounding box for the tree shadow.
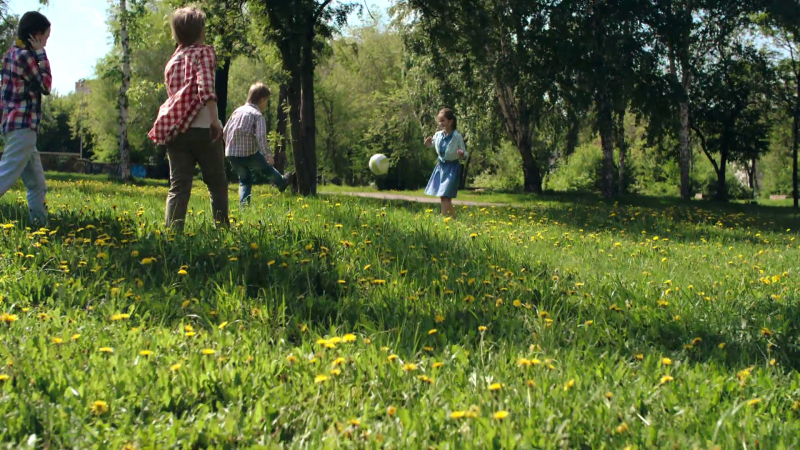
[2,195,797,374]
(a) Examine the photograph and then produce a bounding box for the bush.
[547,143,603,192]
[472,141,524,191]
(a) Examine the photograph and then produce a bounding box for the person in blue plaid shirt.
[0,12,52,225]
[223,83,294,205]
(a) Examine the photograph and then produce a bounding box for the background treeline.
[1,0,798,204]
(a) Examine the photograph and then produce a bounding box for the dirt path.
[322,191,523,208]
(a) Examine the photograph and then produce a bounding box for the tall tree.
[402,0,561,194]
[761,9,800,208]
[253,0,357,196]
[117,0,132,181]
[690,42,775,201]
[652,0,766,200]
[552,0,655,199]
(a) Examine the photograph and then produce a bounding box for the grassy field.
[1,174,799,448]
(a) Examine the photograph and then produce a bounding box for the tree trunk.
[459,155,470,190]
[596,94,615,199]
[670,40,693,200]
[519,137,543,194]
[716,144,728,202]
[616,110,627,196]
[275,83,289,173]
[117,0,132,182]
[495,83,542,194]
[215,57,231,124]
[794,84,799,208]
[286,70,303,191]
[297,31,318,196]
[678,97,691,199]
[565,112,580,158]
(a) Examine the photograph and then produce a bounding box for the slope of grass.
[1,175,799,448]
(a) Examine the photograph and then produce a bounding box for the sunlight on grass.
[0,175,799,447]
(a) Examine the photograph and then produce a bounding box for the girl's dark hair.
[438,108,457,130]
[17,11,51,42]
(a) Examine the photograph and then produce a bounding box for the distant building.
[75,79,91,95]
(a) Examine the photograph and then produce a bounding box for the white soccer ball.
[369,153,390,176]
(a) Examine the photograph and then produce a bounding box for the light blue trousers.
[0,128,48,225]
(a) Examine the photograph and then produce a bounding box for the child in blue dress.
[424,108,467,218]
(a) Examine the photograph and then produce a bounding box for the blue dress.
[425,131,461,199]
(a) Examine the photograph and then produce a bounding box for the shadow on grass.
[2,193,798,373]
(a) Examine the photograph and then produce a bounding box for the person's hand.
[210,120,223,142]
[28,35,45,51]
[424,136,433,147]
[457,149,465,159]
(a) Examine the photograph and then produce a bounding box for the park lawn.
[1,175,799,448]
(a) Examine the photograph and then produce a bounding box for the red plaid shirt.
[1,43,52,134]
[148,44,217,145]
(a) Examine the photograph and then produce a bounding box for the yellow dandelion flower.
[747,398,761,407]
[402,363,418,372]
[71,334,80,341]
[388,354,398,362]
[330,368,341,376]
[90,400,109,415]
[450,410,467,419]
[435,315,444,323]
[52,337,63,345]
[564,379,575,391]
[428,329,437,335]
[98,347,114,354]
[332,357,346,367]
[478,326,487,332]
[110,313,130,321]
[170,363,181,371]
[139,350,152,356]
[0,374,9,382]
[661,357,672,366]
[201,349,215,355]
[387,406,397,416]
[659,375,674,385]
[493,410,510,420]
[488,383,502,391]
[433,362,444,369]
[250,243,259,250]
[177,269,188,276]
[342,334,357,343]
[314,374,329,384]
[0,313,19,323]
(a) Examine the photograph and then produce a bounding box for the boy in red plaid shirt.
[0,12,52,225]
[149,6,228,230]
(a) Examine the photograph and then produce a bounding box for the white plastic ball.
[369,154,390,176]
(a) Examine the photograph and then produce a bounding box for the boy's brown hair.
[247,82,271,105]
[170,6,206,46]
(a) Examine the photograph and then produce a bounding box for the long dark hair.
[438,108,457,131]
[17,11,51,42]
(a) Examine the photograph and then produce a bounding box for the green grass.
[1,174,800,448]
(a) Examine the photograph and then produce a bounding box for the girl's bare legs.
[441,197,456,219]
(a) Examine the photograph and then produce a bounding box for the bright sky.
[6,0,393,95]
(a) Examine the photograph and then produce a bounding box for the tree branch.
[314,0,335,22]
[690,120,721,177]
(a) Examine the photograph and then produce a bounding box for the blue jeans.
[228,152,287,205]
[0,128,47,225]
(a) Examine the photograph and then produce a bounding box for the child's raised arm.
[23,43,52,96]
